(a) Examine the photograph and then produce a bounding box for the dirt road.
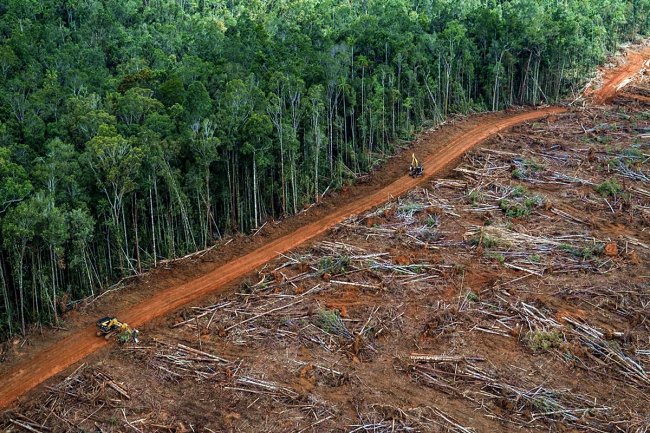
[0,45,646,412]
[591,46,649,104]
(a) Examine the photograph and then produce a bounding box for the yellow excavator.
[409,153,423,177]
[96,317,139,344]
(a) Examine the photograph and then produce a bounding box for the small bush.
[314,309,351,339]
[524,330,563,352]
[499,190,545,219]
[511,185,527,197]
[524,159,543,171]
[319,255,351,275]
[466,291,480,302]
[399,202,425,216]
[499,199,531,218]
[512,159,544,179]
[560,243,604,260]
[468,190,483,204]
[620,147,643,159]
[487,252,505,264]
[425,215,438,227]
[512,168,525,179]
[470,233,499,248]
[595,178,623,197]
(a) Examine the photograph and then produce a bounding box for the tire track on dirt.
[0,45,646,410]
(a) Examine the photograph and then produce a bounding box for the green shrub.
[511,185,527,197]
[425,215,438,227]
[499,199,531,218]
[499,190,545,219]
[595,178,623,197]
[512,159,544,179]
[470,233,499,248]
[468,190,478,204]
[319,255,351,275]
[512,168,525,179]
[524,159,543,171]
[524,330,563,352]
[487,252,505,264]
[314,309,351,339]
[559,243,604,259]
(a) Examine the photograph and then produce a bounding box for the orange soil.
[590,47,650,104]
[0,44,646,412]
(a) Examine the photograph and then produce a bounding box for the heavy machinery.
[96,317,139,344]
[409,153,423,177]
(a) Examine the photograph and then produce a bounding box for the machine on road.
[96,317,139,344]
[409,153,423,177]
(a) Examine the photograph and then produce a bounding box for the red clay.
[0,46,646,411]
[590,47,650,104]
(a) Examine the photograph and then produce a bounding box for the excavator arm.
[411,153,419,168]
[409,153,423,177]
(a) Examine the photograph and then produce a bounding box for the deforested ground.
[2,74,650,433]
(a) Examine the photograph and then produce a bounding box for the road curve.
[591,47,649,104]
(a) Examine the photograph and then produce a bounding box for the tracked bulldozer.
[96,317,139,344]
[409,153,423,177]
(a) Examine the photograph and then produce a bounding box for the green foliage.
[595,178,623,197]
[470,233,499,248]
[511,159,543,179]
[487,252,506,265]
[499,199,531,218]
[158,76,185,108]
[314,309,351,339]
[511,168,525,180]
[425,215,438,228]
[318,255,351,275]
[468,190,482,205]
[0,147,32,214]
[499,188,545,219]
[559,243,604,260]
[524,330,563,352]
[117,330,134,344]
[511,186,527,198]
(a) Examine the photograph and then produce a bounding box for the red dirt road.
[0,107,565,411]
[591,47,650,104]
[0,45,646,412]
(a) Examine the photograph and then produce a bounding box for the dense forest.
[0,0,648,337]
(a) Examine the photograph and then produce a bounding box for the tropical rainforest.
[0,0,647,337]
